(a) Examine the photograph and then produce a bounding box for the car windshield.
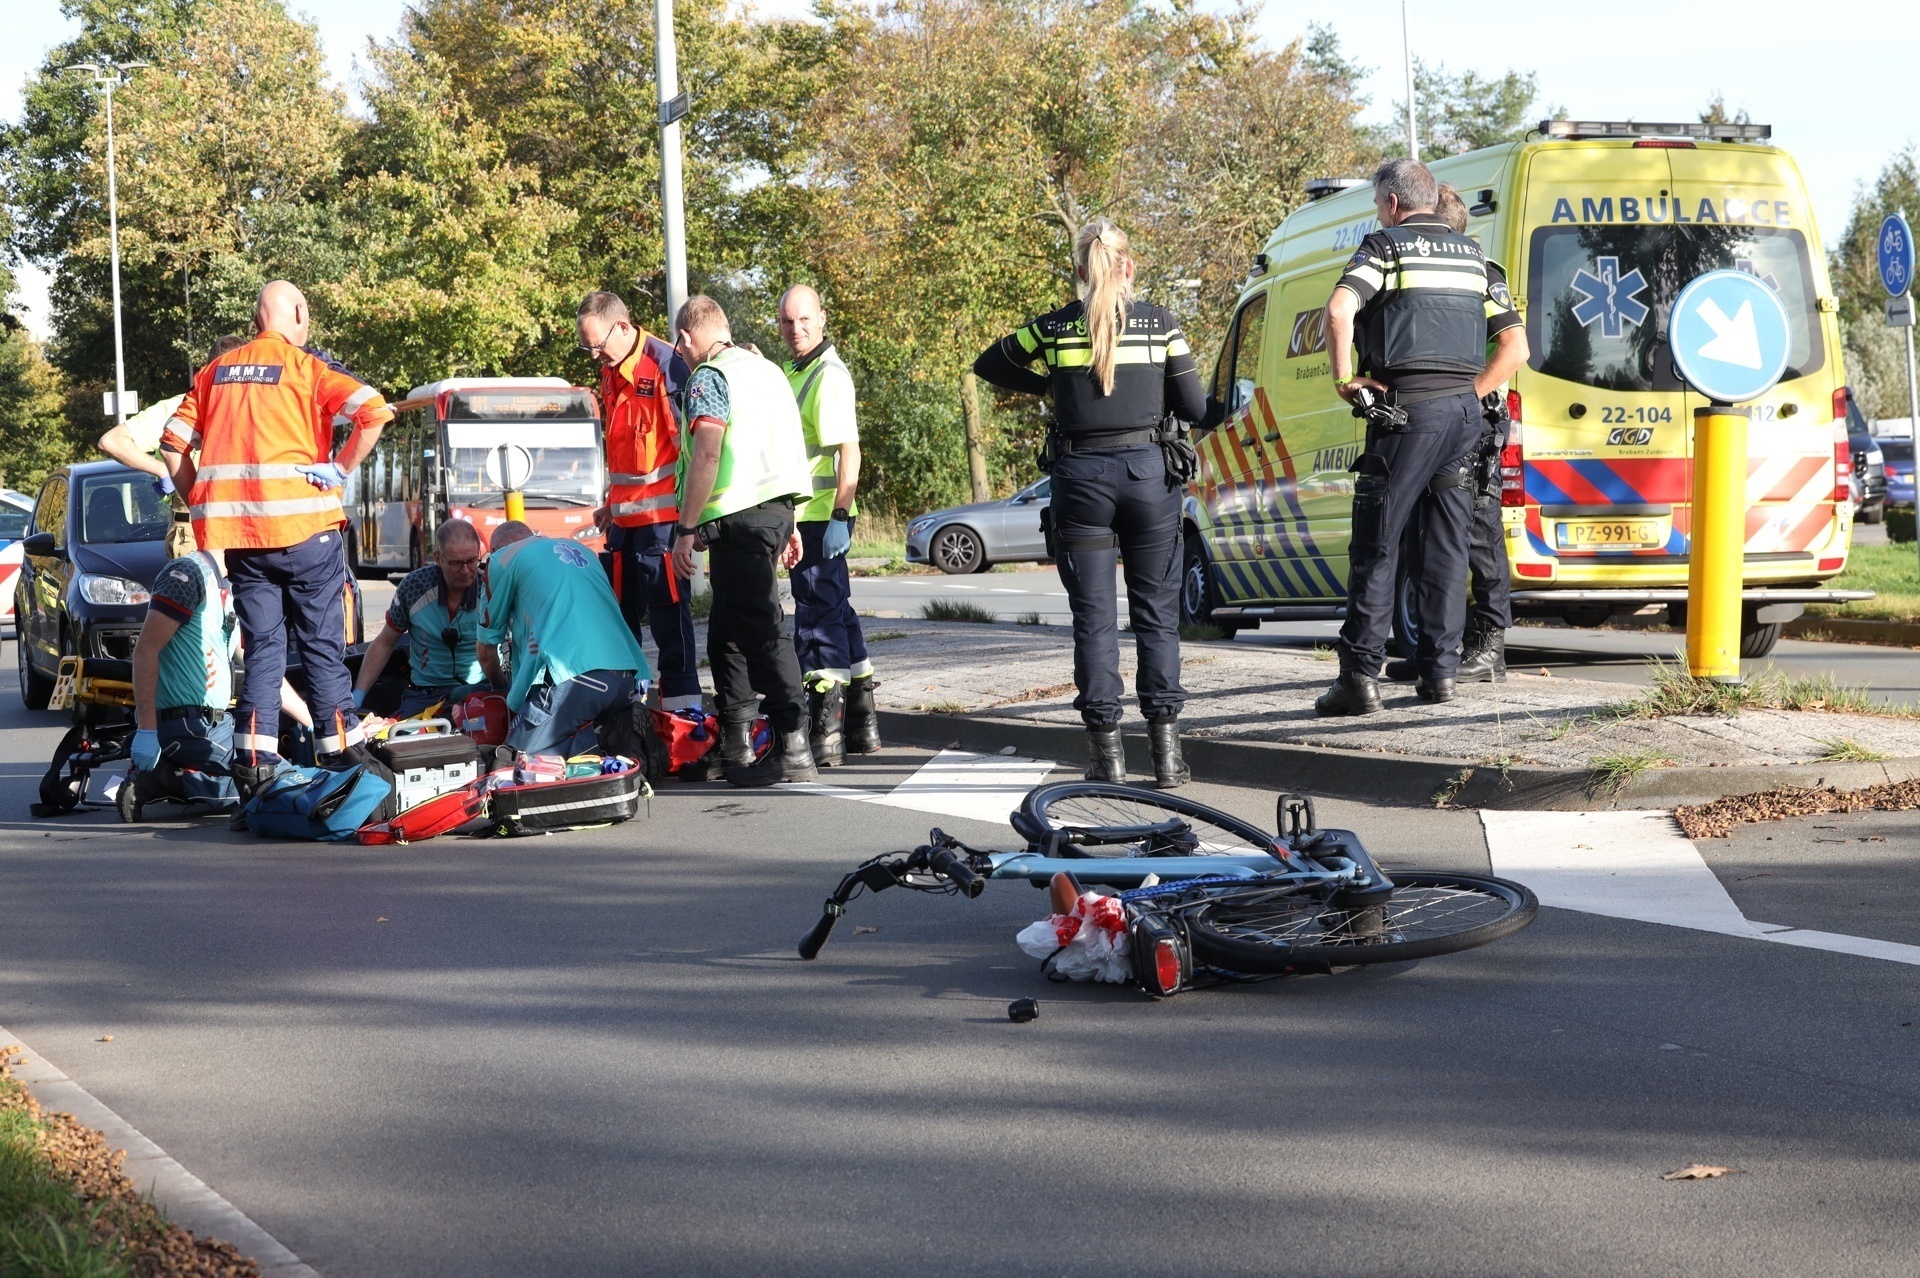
[1527,225,1823,392]
[78,474,170,544]
[0,506,30,540]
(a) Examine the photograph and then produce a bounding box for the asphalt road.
[3,658,1919,1276]
[848,568,1920,706]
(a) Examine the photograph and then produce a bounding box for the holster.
[1473,429,1503,509]
[1039,506,1056,559]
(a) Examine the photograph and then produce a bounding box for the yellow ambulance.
[1181,119,1864,657]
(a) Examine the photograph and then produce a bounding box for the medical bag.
[243,763,396,841]
[370,719,481,811]
[357,779,491,845]
[487,767,647,836]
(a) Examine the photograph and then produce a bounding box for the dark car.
[1844,391,1885,524]
[1881,437,1915,509]
[13,461,364,711]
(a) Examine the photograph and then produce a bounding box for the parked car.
[0,490,35,634]
[905,476,1051,574]
[1844,390,1885,524]
[14,461,365,711]
[1880,437,1915,509]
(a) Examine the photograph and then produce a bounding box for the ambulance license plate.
[1556,520,1662,549]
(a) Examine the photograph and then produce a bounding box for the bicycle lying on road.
[798,782,1538,995]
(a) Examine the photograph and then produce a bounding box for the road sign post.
[1668,270,1794,683]
[1881,212,1920,580]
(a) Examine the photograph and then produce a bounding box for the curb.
[1,1026,320,1278]
[1783,616,1920,647]
[875,709,1920,811]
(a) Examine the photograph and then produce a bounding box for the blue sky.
[7,0,1917,338]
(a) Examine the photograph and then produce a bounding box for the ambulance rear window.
[1525,226,1823,393]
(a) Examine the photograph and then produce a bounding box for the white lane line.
[785,749,1058,825]
[2,1026,322,1277]
[1482,810,1920,966]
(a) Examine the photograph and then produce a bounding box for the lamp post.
[1401,1,1418,162]
[66,59,148,429]
[656,0,689,331]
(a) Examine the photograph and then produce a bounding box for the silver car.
[905,477,1051,574]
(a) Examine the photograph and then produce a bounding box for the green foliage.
[0,317,75,492]
[0,1069,132,1278]
[1385,60,1544,158]
[920,598,997,623]
[1830,145,1920,413]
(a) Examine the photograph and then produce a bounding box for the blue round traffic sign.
[1878,213,1914,297]
[1668,269,1793,404]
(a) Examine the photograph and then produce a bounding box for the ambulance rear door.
[1194,287,1276,606]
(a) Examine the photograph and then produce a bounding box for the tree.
[1831,147,1920,419]
[1389,60,1543,158]
[0,268,77,491]
[1699,95,1752,127]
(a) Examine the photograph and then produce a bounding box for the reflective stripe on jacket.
[680,346,813,525]
[602,333,684,528]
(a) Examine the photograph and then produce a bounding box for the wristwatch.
[673,523,698,540]
[831,507,851,522]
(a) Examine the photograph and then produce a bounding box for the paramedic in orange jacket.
[160,281,390,787]
[577,290,701,711]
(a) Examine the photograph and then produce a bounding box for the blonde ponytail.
[1075,218,1134,396]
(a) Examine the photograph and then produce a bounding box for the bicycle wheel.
[1185,871,1537,970]
[1011,781,1282,858]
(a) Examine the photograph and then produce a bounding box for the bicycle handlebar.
[926,844,984,898]
[798,900,845,960]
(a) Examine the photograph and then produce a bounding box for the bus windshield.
[442,420,603,507]
[1526,225,1823,393]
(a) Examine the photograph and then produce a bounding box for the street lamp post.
[655,0,689,331]
[67,60,148,429]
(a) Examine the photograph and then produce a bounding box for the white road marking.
[1482,810,1920,966]
[786,749,1057,825]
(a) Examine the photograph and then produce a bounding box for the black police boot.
[1314,653,1383,717]
[1147,717,1189,790]
[1084,727,1126,783]
[808,681,846,768]
[727,725,818,788]
[1382,657,1418,682]
[718,715,757,776]
[844,676,882,755]
[1416,675,1457,703]
[1457,627,1508,683]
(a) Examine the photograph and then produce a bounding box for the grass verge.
[1804,542,1920,623]
[1816,737,1890,762]
[1,1047,257,1277]
[1587,747,1678,796]
[920,599,997,624]
[1607,657,1912,719]
[1676,777,1920,838]
[1014,611,1046,626]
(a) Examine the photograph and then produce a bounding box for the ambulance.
[1181,119,1865,658]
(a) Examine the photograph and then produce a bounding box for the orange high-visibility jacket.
[601,332,684,528]
[161,333,391,552]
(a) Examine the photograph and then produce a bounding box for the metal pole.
[1687,404,1748,682]
[1401,0,1418,162]
[656,0,689,331]
[104,75,128,428]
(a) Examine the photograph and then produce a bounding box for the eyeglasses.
[440,556,481,571]
[578,321,629,358]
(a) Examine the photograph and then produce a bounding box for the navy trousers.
[1407,489,1514,636]
[227,529,356,764]
[508,669,640,757]
[604,522,701,706]
[791,519,870,683]
[156,710,239,809]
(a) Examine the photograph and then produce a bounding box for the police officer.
[160,281,391,784]
[973,219,1205,787]
[352,519,487,717]
[668,295,817,788]
[1316,161,1527,716]
[776,284,881,766]
[1386,185,1516,685]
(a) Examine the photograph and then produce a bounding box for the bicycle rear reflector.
[1130,914,1191,997]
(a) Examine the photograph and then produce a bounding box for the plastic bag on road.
[1016,892,1132,983]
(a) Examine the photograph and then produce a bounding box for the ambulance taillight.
[1833,419,1851,504]
[1500,392,1526,507]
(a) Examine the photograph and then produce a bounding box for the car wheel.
[1740,617,1782,658]
[1862,500,1885,526]
[931,525,984,575]
[1180,532,1234,636]
[17,625,53,710]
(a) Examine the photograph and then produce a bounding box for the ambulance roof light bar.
[1304,177,1369,201]
[1540,119,1772,143]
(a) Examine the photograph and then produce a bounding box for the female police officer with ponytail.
[973,219,1205,787]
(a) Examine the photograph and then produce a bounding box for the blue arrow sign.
[1879,213,1914,298]
[1668,269,1793,404]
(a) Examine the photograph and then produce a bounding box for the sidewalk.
[848,620,1920,809]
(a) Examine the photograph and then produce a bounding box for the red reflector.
[1634,139,1697,148]
[1506,389,1522,424]
[1833,386,1849,422]
[1516,563,1553,579]
[1154,938,1182,993]
[1834,418,1852,502]
[1818,557,1845,572]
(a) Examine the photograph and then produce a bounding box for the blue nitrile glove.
[822,518,852,559]
[131,729,161,772]
[351,688,366,711]
[153,473,175,497]
[296,461,348,490]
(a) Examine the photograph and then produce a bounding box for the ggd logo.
[1607,427,1654,446]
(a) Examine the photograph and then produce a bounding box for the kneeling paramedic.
[1317,159,1526,715]
[352,519,487,717]
[128,550,242,812]
[480,522,651,757]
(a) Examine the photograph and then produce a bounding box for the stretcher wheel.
[38,725,89,814]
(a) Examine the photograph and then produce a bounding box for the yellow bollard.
[504,488,525,522]
[1687,405,1749,682]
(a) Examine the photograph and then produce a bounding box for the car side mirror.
[20,531,61,558]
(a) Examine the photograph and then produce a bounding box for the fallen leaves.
[1663,1164,1745,1181]
[96,1035,113,1043]
[1675,778,1920,839]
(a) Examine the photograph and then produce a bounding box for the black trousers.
[1406,492,1513,635]
[1050,444,1185,728]
[1338,391,1483,678]
[705,498,806,733]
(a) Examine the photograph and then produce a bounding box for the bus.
[347,377,607,573]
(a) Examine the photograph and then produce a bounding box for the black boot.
[1457,627,1507,683]
[1416,675,1457,703]
[728,725,818,787]
[1382,657,1418,682]
[808,681,846,768]
[117,767,168,823]
[1147,717,1189,789]
[1084,726,1126,783]
[844,676,882,754]
[1315,653,1383,717]
[718,715,756,776]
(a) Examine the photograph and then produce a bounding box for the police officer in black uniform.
[1317,159,1528,715]
[974,218,1206,785]
[1387,186,1518,685]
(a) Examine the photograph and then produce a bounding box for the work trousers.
[791,519,870,684]
[507,669,640,757]
[604,522,702,708]
[228,529,357,766]
[1406,491,1514,636]
[1338,391,1483,678]
[705,499,806,734]
[155,710,239,809]
[1050,444,1186,728]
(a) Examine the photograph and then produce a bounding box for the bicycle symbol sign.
[1878,213,1914,297]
